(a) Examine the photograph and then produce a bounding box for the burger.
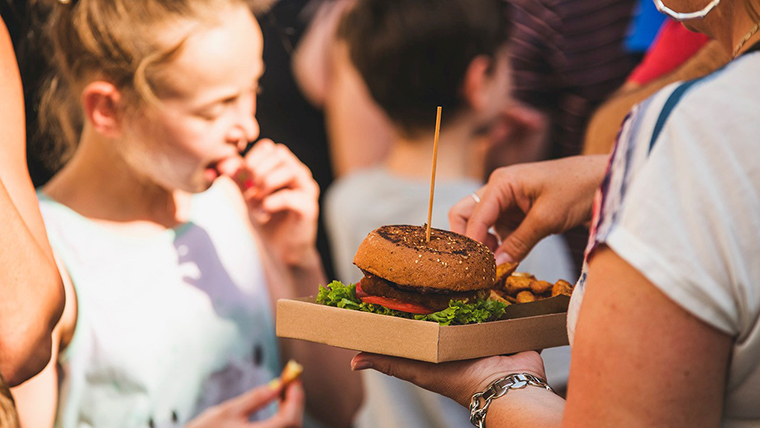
[317,225,507,325]
[354,224,497,313]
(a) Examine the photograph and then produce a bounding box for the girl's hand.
[221,139,320,267]
[187,381,305,428]
[449,155,608,264]
[350,351,546,407]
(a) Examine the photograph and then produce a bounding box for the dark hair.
[338,0,510,136]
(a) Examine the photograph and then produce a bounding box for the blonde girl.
[11,0,362,427]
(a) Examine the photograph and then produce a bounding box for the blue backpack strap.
[648,79,700,153]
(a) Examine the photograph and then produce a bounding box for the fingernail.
[268,378,281,390]
[351,360,373,371]
[495,251,515,265]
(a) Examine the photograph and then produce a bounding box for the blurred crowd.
[0,0,754,427]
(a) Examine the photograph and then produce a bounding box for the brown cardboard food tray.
[276,294,570,363]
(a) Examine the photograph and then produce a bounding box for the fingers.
[245,140,310,188]
[227,383,281,416]
[494,202,554,265]
[227,139,318,221]
[255,382,305,428]
[352,352,549,407]
[463,184,514,251]
[351,353,486,407]
[448,186,486,235]
[353,352,499,406]
[351,353,441,397]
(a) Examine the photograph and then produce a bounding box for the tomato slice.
[355,279,369,299]
[356,279,435,315]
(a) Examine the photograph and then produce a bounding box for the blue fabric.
[648,79,700,152]
[625,0,667,53]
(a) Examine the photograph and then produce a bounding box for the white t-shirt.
[568,51,760,426]
[40,184,280,428]
[326,167,576,428]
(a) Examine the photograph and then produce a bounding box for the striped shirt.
[506,0,638,159]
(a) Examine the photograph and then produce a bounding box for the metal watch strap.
[469,373,555,428]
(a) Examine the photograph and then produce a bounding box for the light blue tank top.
[38,184,280,428]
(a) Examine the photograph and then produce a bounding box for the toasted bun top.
[353,225,497,292]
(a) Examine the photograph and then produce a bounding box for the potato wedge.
[516,290,536,303]
[505,275,533,295]
[551,280,574,297]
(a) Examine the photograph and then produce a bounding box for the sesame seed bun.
[353,225,497,293]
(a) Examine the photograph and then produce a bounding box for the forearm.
[484,387,565,428]
[274,251,364,428]
[0,182,64,386]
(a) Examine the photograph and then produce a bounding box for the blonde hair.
[0,374,19,428]
[39,0,268,168]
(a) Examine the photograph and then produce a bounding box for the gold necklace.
[733,22,760,58]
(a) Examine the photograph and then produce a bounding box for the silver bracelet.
[469,373,555,428]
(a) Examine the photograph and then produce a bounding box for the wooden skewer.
[426,106,442,242]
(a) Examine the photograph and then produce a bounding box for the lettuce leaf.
[316,280,507,326]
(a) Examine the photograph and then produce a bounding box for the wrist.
[469,373,556,428]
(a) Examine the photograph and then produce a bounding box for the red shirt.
[627,19,711,85]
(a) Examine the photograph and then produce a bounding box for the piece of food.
[317,225,507,325]
[269,360,303,390]
[280,360,303,385]
[516,290,537,303]
[530,280,553,296]
[353,225,498,314]
[316,225,576,325]
[505,274,533,295]
[495,261,519,287]
[488,289,512,306]
[552,279,574,297]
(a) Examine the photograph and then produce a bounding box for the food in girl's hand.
[269,360,303,390]
[280,360,303,385]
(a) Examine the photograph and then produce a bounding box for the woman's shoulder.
[669,54,760,120]
[622,55,760,163]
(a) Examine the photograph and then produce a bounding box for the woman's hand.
[187,381,305,428]
[350,351,546,407]
[221,139,321,268]
[450,155,608,264]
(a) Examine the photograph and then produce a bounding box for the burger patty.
[360,273,488,312]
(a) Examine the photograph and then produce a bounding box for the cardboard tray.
[276,295,570,363]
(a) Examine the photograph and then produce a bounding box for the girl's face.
[122,4,264,193]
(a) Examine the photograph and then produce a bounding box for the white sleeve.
[592,83,760,338]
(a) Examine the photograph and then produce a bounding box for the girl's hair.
[0,373,19,428]
[38,0,268,168]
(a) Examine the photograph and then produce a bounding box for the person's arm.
[292,4,394,178]
[217,142,363,428]
[10,255,78,428]
[0,18,65,387]
[582,40,730,155]
[322,40,394,178]
[352,246,731,428]
[474,246,730,427]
